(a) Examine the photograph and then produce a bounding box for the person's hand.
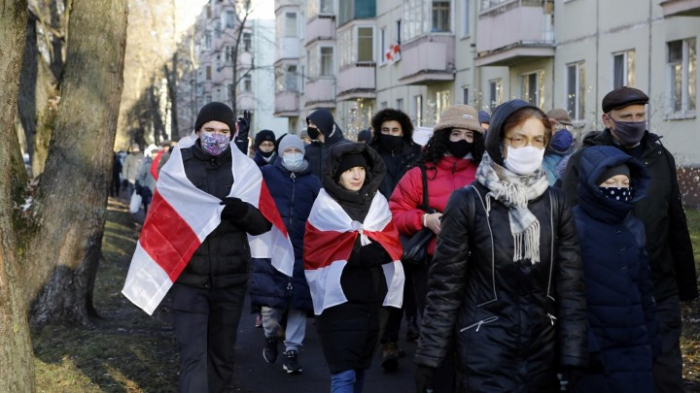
[415,365,435,393]
[220,197,248,220]
[559,366,585,391]
[236,110,251,141]
[425,213,442,235]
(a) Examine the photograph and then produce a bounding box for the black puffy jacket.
[369,139,422,199]
[176,143,271,288]
[562,130,698,302]
[415,183,588,392]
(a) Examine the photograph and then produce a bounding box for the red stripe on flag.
[258,179,289,238]
[150,150,165,180]
[140,191,202,281]
[365,220,404,261]
[304,223,356,270]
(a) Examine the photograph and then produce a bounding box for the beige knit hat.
[434,105,484,134]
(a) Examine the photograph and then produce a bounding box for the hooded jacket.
[304,109,350,178]
[250,157,321,312]
[562,129,698,303]
[313,142,394,374]
[572,146,659,393]
[369,131,422,199]
[414,101,587,392]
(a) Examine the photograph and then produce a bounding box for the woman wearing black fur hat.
[304,142,404,393]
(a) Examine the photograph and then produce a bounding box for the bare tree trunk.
[18,13,38,163]
[168,52,179,141]
[0,1,34,391]
[25,0,129,327]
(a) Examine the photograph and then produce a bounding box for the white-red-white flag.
[303,189,404,315]
[122,135,294,315]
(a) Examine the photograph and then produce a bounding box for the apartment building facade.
[177,0,287,139]
[273,0,699,165]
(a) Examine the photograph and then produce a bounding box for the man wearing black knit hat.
[172,101,272,392]
[562,87,697,393]
[253,129,277,167]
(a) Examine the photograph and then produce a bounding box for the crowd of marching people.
[120,85,697,393]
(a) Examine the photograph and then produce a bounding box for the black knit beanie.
[194,102,236,136]
[597,164,630,185]
[335,152,367,180]
[255,130,276,148]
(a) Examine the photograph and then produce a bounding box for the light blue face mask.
[282,152,305,171]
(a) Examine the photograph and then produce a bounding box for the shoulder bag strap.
[420,165,429,212]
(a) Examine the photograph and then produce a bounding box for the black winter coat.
[369,139,422,199]
[415,183,588,392]
[304,127,350,179]
[573,146,659,393]
[250,158,321,312]
[176,143,272,288]
[562,130,698,302]
[313,142,393,374]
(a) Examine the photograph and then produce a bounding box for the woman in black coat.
[414,99,588,392]
[304,142,404,393]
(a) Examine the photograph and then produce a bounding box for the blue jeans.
[331,369,365,393]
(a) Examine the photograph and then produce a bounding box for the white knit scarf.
[476,153,549,263]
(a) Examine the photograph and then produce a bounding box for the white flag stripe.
[305,260,349,315]
[382,262,404,309]
[121,242,174,315]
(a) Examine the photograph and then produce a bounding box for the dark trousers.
[380,263,418,344]
[413,263,430,318]
[172,283,247,393]
[653,295,684,393]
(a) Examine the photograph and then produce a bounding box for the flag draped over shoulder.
[122,135,294,315]
[304,189,405,315]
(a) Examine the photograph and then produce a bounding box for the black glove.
[415,365,435,393]
[359,242,389,265]
[134,182,143,196]
[560,366,586,391]
[236,110,250,141]
[220,197,248,220]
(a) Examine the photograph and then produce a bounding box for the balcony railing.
[274,91,300,116]
[337,63,375,99]
[304,77,336,108]
[398,34,455,85]
[660,0,700,17]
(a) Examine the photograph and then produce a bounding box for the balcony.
[660,0,700,17]
[274,91,300,117]
[398,35,455,85]
[476,0,554,67]
[304,77,336,109]
[305,15,335,46]
[337,64,375,100]
[277,37,300,60]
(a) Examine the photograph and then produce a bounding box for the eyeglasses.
[505,135,546,149]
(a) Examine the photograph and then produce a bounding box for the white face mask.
[504,145,545,175]
[282,152,305,171]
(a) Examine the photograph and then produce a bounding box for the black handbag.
[400,166,435,266]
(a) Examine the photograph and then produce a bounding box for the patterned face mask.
[599,186,634,203]
[200,132,230,156]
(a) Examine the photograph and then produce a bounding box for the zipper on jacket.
[289,172,296,229]
[287,281,293,297]
[460,316,498,332]
[547,313,557,326]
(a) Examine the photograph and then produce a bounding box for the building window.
[205,33,212,50]
[358,27,374,62]
[243,32,252,52]
[380,101,388,109]
[489,79,502,111]
[225,46,234,63]
[286,65,298,91]
[275,65,284,93]
[567,61,585,121]
[285,12,297,37]
[321,47,334,76]
[668,38,697,114]
[206,95,213,104]
[206,65,212,80]
[463,87,469,104]
[396,20,402,44]
[432,0,451,32]
[320,0,333,14]
[396,98,404,111]
[300,65,305,93]
[463,0,470,37]
[436,90,451,124]
[521,70,545,108]
[613,50,635,89]
[380,28,386,65]
[414,95,423,126]
[225,10,235,29]
[243,75,252,93]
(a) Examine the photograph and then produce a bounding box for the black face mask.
[307,126,321,140]
[611,119,646,147]
[259,149,274,158]
[447,140,473,158]
[379,134,403,151]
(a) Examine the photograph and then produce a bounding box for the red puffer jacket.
[389,156,477,256]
